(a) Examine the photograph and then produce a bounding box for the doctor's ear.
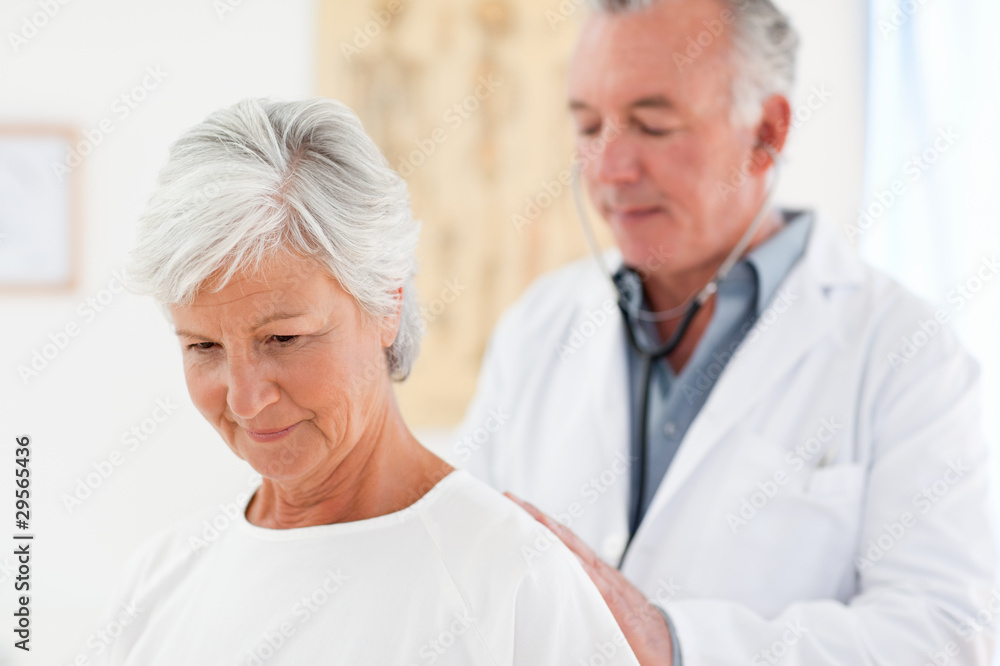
[749,94,792,174]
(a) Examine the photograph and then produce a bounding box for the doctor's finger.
[569,549,674,665]
[504,492,604,565]
[504,492,564,534]
[504,494,671,663]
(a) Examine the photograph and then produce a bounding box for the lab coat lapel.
[632,219,864,536]
[585,253,632,465]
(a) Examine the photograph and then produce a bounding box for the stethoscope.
[570,143,783,565]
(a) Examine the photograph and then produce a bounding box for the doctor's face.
[568,0,766,276]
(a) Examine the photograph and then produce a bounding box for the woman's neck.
[245,405,453,529]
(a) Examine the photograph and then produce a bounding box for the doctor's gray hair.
[128,97,423,381]
[587,0,799,125]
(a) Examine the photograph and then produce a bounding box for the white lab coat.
[454,216,998,664]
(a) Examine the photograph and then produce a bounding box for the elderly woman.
[99,98,639,665]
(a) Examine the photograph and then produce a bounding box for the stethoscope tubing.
[570,144,783,568]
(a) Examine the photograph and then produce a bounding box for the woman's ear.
[380,286,404,348]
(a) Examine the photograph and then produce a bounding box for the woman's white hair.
[589,0,799,125]
[128,97,422,381]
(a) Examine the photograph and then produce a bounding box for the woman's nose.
[224,353,280,421]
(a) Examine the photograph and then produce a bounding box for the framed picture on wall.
[0,125,80,292]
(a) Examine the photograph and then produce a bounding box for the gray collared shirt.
[623,210,814,530]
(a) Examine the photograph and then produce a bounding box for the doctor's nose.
[592,130,642,185]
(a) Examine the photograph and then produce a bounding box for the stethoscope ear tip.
[760,143,782,166]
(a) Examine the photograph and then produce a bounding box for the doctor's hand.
[505,492,674,666]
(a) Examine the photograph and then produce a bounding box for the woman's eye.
[188,342,216,351]
[271,335,298,344]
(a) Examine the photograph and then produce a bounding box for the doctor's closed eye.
[571,113,682,139]
[629,109,684,137]
[631,121,680,137]
[571,112,603,138]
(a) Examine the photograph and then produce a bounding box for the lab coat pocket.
[779,461,868,554]
[725,457,867,613]
[766,462,867,600]
[802,461,867,499]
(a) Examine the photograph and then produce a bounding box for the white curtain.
[862,1,1000,464]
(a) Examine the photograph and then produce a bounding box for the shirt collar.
[614,209,815,320]
[743,210,814,314]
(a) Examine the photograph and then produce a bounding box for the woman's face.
[169,252,398,483]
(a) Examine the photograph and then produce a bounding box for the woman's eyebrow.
[174,311,308,338]
[249,311,309,330]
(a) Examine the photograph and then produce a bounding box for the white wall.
[0,2,866,664]
[0,1,315,663]
[773,0,868,230]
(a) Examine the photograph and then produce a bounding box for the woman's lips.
[244,423,299,443]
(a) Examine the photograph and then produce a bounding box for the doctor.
[456,0,998,664]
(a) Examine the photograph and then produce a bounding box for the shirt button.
[663,421,677,437]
